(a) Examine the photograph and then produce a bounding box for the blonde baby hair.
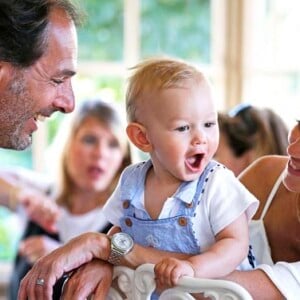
[126,57,208,122]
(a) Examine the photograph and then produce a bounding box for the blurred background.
[0,0,299,282]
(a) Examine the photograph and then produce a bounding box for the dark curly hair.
[0,0,81,67]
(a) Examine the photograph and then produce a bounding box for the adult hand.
[18,232,110,300]
[20,191,60,233]
[19,236,61,264]
[61,259,113,300]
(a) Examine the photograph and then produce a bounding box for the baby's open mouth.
[186,154,204,169]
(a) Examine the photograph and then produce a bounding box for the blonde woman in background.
[8,99,132,300]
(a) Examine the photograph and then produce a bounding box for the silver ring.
[36,278,45,286]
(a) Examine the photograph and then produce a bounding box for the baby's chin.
[179,172,202,182]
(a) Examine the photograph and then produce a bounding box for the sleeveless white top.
[249,172,283,265]
[250,171,300,299]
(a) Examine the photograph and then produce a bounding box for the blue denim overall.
[119,160,217,299]
[119,160,255,299]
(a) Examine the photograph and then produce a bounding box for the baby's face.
[141,82,219,182]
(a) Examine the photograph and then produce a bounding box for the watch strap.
[107,248,122,265]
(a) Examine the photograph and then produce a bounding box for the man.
[0,0,79,150]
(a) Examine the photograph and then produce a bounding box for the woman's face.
[283,121,300,192]
[66,116,125,192]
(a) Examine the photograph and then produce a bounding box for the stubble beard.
[0,72,33,150]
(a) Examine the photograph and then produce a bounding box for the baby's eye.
[176,125,190,132]
[204,122,216,128]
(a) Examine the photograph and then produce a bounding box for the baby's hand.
[154,257,195,288]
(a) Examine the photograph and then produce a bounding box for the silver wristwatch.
[108,232,134,265]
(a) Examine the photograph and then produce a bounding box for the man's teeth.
[35,114,46,122]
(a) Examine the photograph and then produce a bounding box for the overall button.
[123,200,130,209]
[125,218,132,227]
[186,202,193,208]
[178,217,187,226]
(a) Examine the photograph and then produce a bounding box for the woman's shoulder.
[240,155,287,181]
[239,155,288,213]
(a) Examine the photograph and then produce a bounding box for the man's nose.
[54,81,75,113]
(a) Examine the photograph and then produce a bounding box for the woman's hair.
[50,99,131,208]
[0,0,81,67]
[218,104,289,158]
[126,56,209,122]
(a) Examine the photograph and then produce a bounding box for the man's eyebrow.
[60,69,77,77]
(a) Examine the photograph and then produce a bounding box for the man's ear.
[126,122,152,153]
[0,62,14,89]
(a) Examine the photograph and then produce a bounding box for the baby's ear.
[126,122,152,153]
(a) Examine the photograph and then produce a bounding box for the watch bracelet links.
[107,249,122,265]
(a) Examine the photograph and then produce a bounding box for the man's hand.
[18,232,110,300]
[61,259,113,300]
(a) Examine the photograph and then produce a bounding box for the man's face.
[0,8,78,150]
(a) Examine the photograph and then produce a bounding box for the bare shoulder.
[240,155,287,179]
[239,155,288,198]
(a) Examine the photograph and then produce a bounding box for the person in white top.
[7,99,132,300]
[224,120,300,299]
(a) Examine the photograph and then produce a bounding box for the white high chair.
[107,263,253,300]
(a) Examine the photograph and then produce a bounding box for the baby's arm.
[154,212,249,286]
[107,225,121,236]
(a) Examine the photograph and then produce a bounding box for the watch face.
[112,232,133,251]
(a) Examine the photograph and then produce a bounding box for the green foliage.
[141,0,210,62]
[0,207,21,261]
[77,0,210,62]
[93,75,125,102]
[0,148,32,169]
[78,0,124,60]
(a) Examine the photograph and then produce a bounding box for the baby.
[103,57,259,293]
